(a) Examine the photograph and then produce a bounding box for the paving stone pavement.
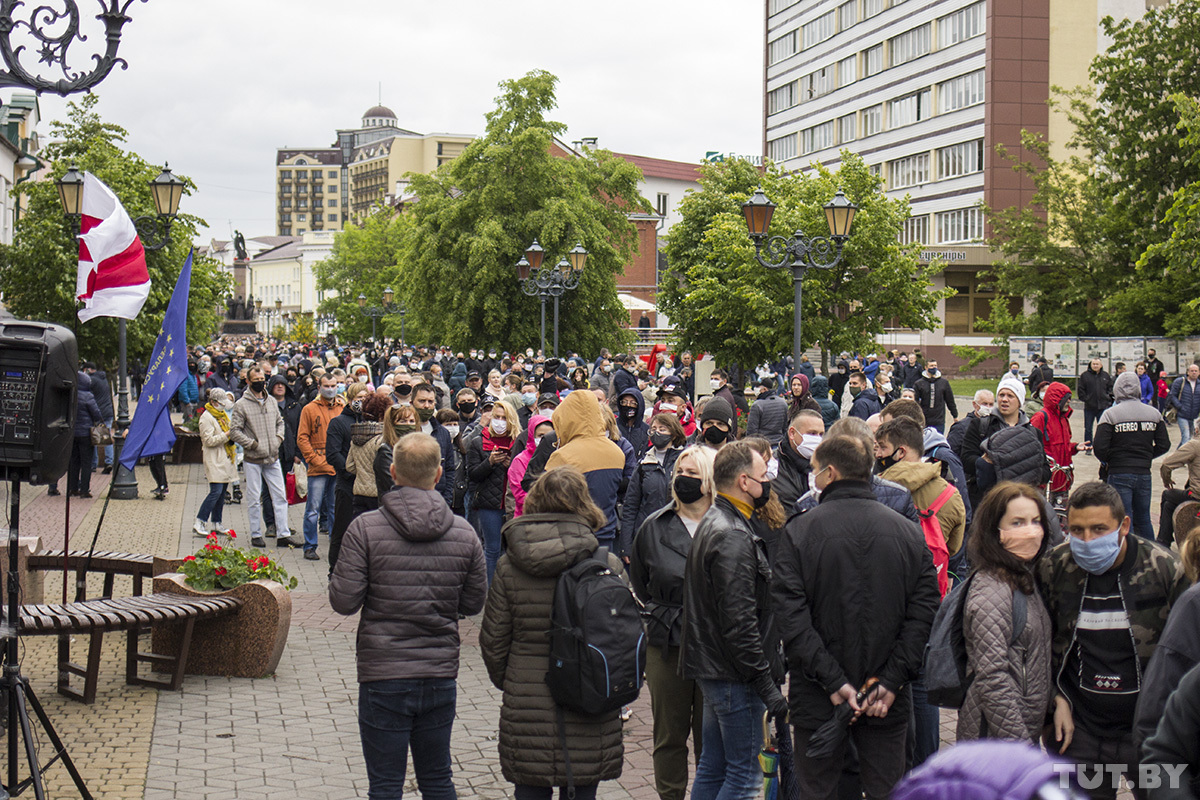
[9,398,1159,798]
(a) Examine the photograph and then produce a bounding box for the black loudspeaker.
[0,319,77,484]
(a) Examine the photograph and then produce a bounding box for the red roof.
[612,152,702,183]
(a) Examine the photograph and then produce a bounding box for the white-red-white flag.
[75,172,150,322]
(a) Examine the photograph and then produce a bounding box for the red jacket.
[1030,382,1077,492]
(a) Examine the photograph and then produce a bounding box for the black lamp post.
[742,187,858,373]
[57,161,185,500]
[516,239,587,357]
[357,288,397,341]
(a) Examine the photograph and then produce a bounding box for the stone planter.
[170,427,203,465]
[150,570,291,678]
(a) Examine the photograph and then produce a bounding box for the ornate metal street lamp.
[56,159,186,501]
[357,289,397,341]
[516,239,586,357]
[742,187,858,372]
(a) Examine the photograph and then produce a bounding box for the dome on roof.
[362,105,396,124]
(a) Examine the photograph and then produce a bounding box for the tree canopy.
[392,70,644,354]
[313,209,408,343]
[983,0,1200,338]
[0,94,229,366]
[657,153,948,370]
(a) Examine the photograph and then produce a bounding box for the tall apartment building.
[275,105,473,235]
[763,0,1148,353]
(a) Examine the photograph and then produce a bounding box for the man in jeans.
[1093,372,1170,540]
[772,434,940,800]
[330,433,487,799]
[1168,363,1200,445]
[229,367,301,549]
[297,373,342,561]
[680,442,787,800]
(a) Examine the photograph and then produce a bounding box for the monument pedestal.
[221,320,258,336]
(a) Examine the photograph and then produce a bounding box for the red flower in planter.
[183,555,196,562]
[214,567,228,577]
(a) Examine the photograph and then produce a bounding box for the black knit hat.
[700,396,734,428]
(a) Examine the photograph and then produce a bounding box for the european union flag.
[119,250,192,470]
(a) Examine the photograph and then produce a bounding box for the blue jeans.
[477,509,504,583]
[1107,472,1154,539]
[1178,416,1195,448]
[197,482,227,525]
[691,679,764,800]
[358,677,457,800]
[303,473,336,551]
[907,676,939,769]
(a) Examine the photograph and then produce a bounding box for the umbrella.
[760,712,801,800]
[805,677,879,759]
[760,711,781,800]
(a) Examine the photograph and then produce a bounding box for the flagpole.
[109,318,138,499]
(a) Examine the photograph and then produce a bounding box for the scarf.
[205,402,236,463]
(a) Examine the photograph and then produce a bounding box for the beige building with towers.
[275,105,473,236]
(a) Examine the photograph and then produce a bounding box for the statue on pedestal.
[234,231,247,261]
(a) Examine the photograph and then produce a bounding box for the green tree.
[657,153,948,372]
[396,70,643,354]
[984,1,1200,337]
[0,94,229,367]
[288,313,318,344]
[313,209,408,342]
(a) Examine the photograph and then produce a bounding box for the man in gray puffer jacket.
[330,433,487,799]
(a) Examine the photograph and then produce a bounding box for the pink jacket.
[508,414,552,517]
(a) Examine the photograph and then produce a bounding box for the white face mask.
[660,402,677,412]
[533,436,543,450]
[358,374,368,383]
[978,404,994,415]
[709,379,722,391]
[444,424,460,439]
[766,457,779,480]
[223,400,234,411]
[539,406,554,419]
[807,470,824,500]
[796,433,822,460]
[491,418,508,435]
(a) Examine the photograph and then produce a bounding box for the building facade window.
[838,54,857,87]
[328,170,337,178]
[329,214,338,223]
[863,0,886,18]
[802,66,835,101]
[839,113,857,143]
[769,81,798,114]
[297,214,307,222]
[768,133,798,162]
[314,214,323,223]
[769,31,798,64]
[656,192,669,217]
[888,89,931,129]
[801,120,836,154]
[864,44,884,77]
[936,207,984,243]
[839,0,856,30]
[328,199,337,207]
[296,170,307,178]
[937,139,984,179]
[944,271,1022,334]
[803,10,837,48]
[280,213,291,222]
[279,170,291,181]
[899,214,929,244]
[938,1,985,48]
[937,69,985,113]
[888,152,930,189]
[863,104,883,136]
[769,0,799,13]
[889,23,931,67]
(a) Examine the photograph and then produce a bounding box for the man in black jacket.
[1093,372,1170,539]
[773,408,824,511]
[913,360,957,433]
[1028,356,1055,392]
[323,384,363,563]
[1078,358,1114,448]
[771,434,940,800]
[680,442,787,799]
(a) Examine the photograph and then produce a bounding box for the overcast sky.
[19,0,762,244]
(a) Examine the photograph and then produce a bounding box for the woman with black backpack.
[480,466,628,800]
[957,482,1053,743]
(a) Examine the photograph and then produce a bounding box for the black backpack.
[546,547,646,716]
[923,572,1027,709]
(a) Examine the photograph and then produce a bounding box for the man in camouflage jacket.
[1036,481,1189,800]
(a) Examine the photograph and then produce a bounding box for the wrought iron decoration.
[0,0,146,95]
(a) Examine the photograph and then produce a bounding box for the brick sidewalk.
[12,398,1153,798]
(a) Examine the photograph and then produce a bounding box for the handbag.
[1165,381,1182,424]
[285,472,305,505]
[293,460,308,499]
[90,422,112,446]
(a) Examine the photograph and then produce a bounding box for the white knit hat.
[996,374,1026,406]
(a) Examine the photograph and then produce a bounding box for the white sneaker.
[193,519,209,537]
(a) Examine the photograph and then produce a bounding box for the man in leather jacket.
[680,441,787,800]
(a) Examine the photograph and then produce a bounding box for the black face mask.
[249,380,266,394]
[702,425,729,446]
[620,406,638,420]
[458,402,477,416]
[875,450,900,473]
[649,431,672,450]
[674,475,705,505]
[751,478,772,509]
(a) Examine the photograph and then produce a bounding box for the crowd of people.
[140,335,1200,799]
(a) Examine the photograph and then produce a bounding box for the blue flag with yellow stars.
[119,250,192,470]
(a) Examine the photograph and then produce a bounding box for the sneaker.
[101,466,112,475]
[193,520,209,537]
[266,524,277,537]
[251,536,266,548]
[276,535,302,548]
[303,549,320,561]
[620,705,633,721]
[47,487,60,496]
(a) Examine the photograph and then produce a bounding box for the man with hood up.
[809,374,840,429]
[1029,382,1079,508]
[1093,371,1170,540]
[616,387,649,458]
[545,391,627,551]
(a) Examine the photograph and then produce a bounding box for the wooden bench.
[28,549,156,600]
[13,592,242,704]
